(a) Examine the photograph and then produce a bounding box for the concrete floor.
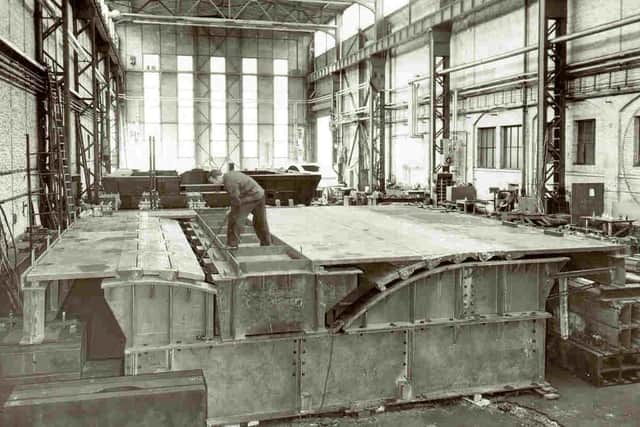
[265,364,640,427]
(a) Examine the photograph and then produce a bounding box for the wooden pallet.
[548,332,640,386]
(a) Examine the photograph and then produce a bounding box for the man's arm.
[224,177,242,208]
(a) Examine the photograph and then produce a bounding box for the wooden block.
[3,370,207,427]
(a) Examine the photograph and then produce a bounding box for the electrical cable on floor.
[319,332,336,410]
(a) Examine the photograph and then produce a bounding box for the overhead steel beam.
[283,0,375,13]
[439,11,640,76]
[115,12,337,33]
[308,0,505,82]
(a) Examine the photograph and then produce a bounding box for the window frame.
[210,56,227,158]
[177,56,195,166]
[575,119,596,166]
[242,57,259,159]
[500,125,522,170]
[477,127,496,169]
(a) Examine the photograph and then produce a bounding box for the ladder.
[47,70,75,225]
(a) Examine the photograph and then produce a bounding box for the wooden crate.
[3,369,207,427]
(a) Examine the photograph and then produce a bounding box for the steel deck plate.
[266,206,624,265]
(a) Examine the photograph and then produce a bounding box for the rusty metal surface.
[266,206,624,266]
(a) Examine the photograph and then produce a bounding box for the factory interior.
[1,0,640,425]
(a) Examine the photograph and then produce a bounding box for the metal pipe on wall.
[439,12,640,76]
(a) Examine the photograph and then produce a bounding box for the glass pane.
[211,56,226,73]
[211,124,227,140]
[359,5,374,28]
[243,140,258,158]
[143,54,159,70]
[326,22,336,50]
[274,125,288,142]
[177,55,193,72]
[274,107,288,125]
[243,107,257,124]
[243,75,257,95]
[243,125,257,141]
[342,4,359,39]
[143,72,159,90]
[274,59,288,75]
[242,58,257,74]
[211,139,226,157]
[179,123,194,140]
[274,139,287,159]
[314,31,326,57]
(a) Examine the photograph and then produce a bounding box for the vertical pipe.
[379,88,386,192]
[62,0,72,185]
[34,0,44,229]
[105,59,111,174]
[521,0,529,196]
[26,134,33,253]
[72,17,80,177]
[91,18,99,202]
[429,35,436,198]
[115,78,121,169]
[536,0,548,210]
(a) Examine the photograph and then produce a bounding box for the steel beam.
[537,0,567,214]
[62,0,72,186]
[285,0,375,13]
[115,12,337,34]
[429,27,451,198]
[91,18,100,202]
[308,0,506,82]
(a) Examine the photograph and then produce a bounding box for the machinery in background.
[102,167,322,209]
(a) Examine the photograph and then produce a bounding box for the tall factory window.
[314,20,335,58]
[177,55,195,170]
[342,4,374,39]
[242,58,258,158]
[273,59,288,165]
[141,54,160,170]
[477,127,496,168]
[634,116,640,166]
[210,57,227,158]
[575,119,595,165]
[501,125,521,169]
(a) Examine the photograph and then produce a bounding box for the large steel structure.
[17,206,628,425]
[36,0,123,217]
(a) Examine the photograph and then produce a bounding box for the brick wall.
[0,0,38,238]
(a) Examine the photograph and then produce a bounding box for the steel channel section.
[119,237,570,425]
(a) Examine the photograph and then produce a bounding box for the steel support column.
[537,0,567,213]
[369,54,385,192]
[368,0,386,192]
[429,27,451,194]
[91,18,100,202]
[104,58,112,174]
[62,0,72,177]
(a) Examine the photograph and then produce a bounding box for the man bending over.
[208,169,272,248]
